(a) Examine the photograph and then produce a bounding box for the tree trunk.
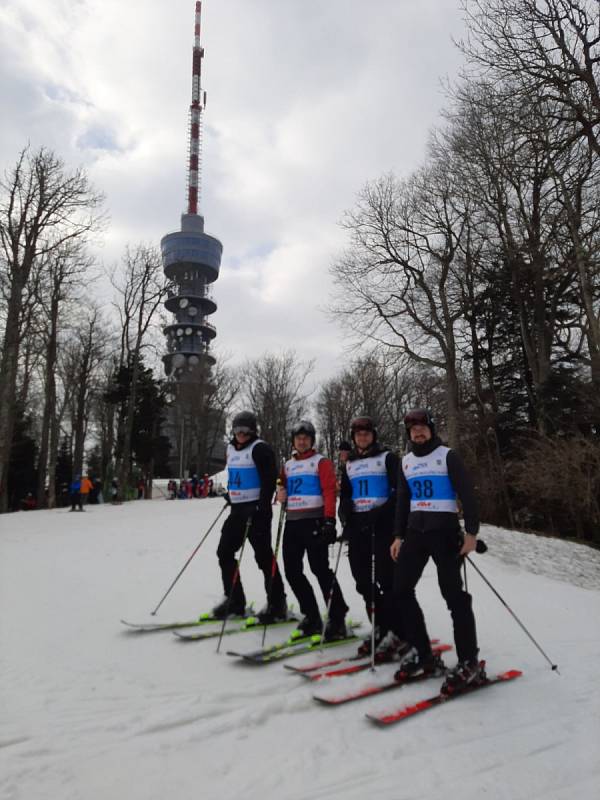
[37,295,59,507]
[0,280,26,512]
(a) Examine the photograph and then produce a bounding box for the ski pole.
[319,536,345,650]
[466,555,559,673]
[151,501,228,615]
[261,486,286,646]
[216,516,252,653]
[370,526,377,672]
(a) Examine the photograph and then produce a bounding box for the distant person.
[70,476,83,512]
[137,478,145,499]
[336,439,352,495]
[80,475,93,507]
[110,478,120,505]
[202,473,210,498]
[167,479,177,500]
[21,493,37,511]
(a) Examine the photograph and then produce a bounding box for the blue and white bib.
[402,445,458,513]
[284,454,324,513]
[346,452,390,512]
[227,439,263,503]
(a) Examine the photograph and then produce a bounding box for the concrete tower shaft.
[161,1,222,383]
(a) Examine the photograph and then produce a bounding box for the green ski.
[172,615,298,641]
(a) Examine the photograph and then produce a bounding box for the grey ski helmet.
[231,410,258,435]
[291,420,316,445]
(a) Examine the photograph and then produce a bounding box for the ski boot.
[374,631,411,663]
[297,615,323,637]
[257,597,288,625]
[356,625,383,657]
[211,596,246,620]
[393,647,446,682]
[440,660,487,695]
[323,618,347,642]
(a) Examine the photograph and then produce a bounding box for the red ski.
[313,666,443,706]
[284,639,440,675]
[303,644,451,682]
[366,669,523,726]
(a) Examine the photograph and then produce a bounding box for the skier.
[339,415,405,658]
[212,411,288,623]
[69,476,83,512]
[391,408,485,693]
[276,420,349,640]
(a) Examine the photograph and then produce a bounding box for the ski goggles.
[232,425,253,435]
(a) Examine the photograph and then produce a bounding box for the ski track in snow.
[1,498,599,800]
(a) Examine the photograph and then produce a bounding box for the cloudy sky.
[0,0,466,387]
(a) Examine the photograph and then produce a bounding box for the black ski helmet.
[403,408,435,437]
[290,420,316,445]
[350,415,377,442]
[231,410,258,435]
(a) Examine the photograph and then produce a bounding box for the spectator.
[80,475,93,507]
[70,476,83,512]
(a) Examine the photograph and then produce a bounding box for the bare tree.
[0,147,104,511]
[35,243,95,506]
[241,350,313,464]
[330,166,471,447]
[111,245,167,495]
[460,0,600,157]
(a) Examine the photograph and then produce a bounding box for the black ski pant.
[282,518,348,624]
[217,509,286,609]
[393,526,478,663]
[70,492,82,511]
[346,527,401,637]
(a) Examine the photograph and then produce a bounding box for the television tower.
[161,1,222,382]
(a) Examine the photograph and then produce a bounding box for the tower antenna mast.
[188,1,206,216]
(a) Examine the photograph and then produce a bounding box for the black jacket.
[229,435,277,517]
[339,443,398,536]
[394,436,479,538]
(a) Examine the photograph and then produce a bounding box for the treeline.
[0,148,233,511]
[328,0,600,543]
[3,1,599,544]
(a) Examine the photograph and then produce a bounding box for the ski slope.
[1,497,599,800]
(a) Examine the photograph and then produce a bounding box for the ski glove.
[314,517,337,545]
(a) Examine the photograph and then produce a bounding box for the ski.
[172,615,298,641]
[302,644,452,682]
[120,610,250,632]
[313,665,443,706]
[227,623,361,664]
[284,638,441,675]
[365,669,523,726]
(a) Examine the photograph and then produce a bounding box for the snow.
[1,498,599,800]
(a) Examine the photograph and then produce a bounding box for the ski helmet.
[231,410,258,435]
[403,408,435,436]
[290,420,316,445]
[350,415,377,442]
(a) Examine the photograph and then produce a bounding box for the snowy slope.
[1,498,599,800]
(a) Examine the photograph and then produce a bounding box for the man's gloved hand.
[314,517,337,545]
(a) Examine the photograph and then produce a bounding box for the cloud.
[0,0,466,384]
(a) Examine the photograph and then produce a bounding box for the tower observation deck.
[161,1,222,383]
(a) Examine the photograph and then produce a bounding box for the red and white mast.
[187,1,207,216]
